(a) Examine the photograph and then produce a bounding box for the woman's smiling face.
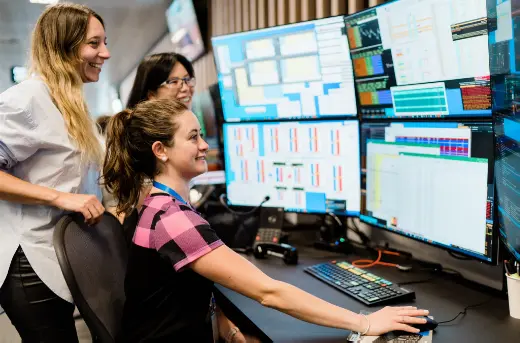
[77,16,110,83]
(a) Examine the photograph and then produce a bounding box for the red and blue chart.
[256,160,265,183]
[330,129,341,155]
[333,165,343,192]
[289,128,298,153]
[308,127,319,152]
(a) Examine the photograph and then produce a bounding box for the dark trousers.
[0,247,79,343]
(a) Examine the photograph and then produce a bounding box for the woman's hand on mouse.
[360,306,429,336]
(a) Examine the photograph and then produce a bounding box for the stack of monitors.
[350,0,496,263]
[489,0,520,261]
[212,0,498,263]
[212,16,362,216]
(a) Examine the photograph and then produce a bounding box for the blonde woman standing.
[0,3,110,342]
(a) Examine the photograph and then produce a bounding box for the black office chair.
[54,212,128,343]
[122,208,139,248]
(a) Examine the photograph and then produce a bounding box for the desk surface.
[216,247,520,343]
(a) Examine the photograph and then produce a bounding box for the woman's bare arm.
[0,170,104,224]
[0,170,60,204]
[191,245,428,336]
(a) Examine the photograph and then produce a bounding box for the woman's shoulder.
[139,194,176,226]
[0,78,51,114]
[139,193,203,228]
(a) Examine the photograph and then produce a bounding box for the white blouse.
[0,78,105,303]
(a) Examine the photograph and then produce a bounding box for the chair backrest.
[122,208,139,248]
[54,212,128,343]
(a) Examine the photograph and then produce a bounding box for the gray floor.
[0,313,19,343]
[0,308,92,343]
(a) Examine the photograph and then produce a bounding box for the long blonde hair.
[30,3,103,164]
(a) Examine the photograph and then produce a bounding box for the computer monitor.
[487,0,520,77]
[223,119,361,215]
[360,121,496,263]
[166,0,205,62]
[345,0,492,119]
[211,16,358,122]
[489,0,520,261]
[495,116,520,261]
[10,66,27,84]
[487,0,520,118]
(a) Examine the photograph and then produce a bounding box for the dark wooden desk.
[216,247,520,343]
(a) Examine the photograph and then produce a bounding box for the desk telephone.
[253,207,298,265]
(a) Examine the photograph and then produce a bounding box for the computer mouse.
[387,316,438,340]
[411,316,438,332]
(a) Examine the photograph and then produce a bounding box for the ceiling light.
[30,0,60,4]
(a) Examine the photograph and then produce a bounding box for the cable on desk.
[351,249,399,268]
[218,194,270,216]
[437,298,493,325]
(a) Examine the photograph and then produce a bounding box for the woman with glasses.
[126,53,196,110]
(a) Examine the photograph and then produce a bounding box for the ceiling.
[0,0,173,96]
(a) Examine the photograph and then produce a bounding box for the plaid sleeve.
[153,203,224,271]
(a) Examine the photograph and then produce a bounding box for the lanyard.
[152,181,189,206]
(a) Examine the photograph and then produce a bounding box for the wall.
[0,50,28,95]
[119,33,173,107]
[196,0,504,290]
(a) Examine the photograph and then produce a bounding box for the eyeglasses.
[159,77,196,89]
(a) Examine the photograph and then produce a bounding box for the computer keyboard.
[304,261,416,306]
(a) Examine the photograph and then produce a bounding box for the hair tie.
[122,109,133,123]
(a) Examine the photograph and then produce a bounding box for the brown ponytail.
[102,99,188,216]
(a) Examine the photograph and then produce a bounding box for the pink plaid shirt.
[133,193,223,271]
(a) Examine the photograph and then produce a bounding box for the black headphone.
[319,212,346,243]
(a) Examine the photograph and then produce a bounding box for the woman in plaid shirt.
[102,99,429,342]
